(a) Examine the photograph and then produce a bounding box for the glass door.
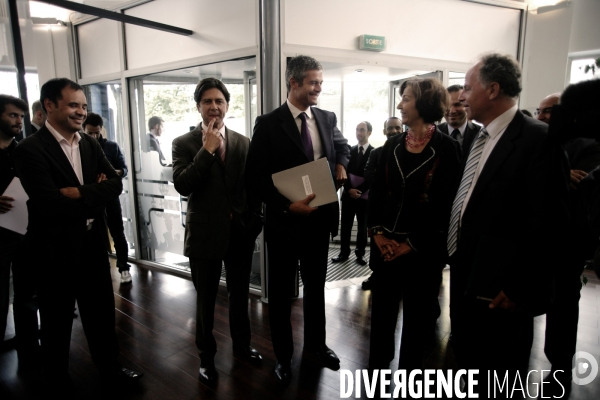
[127,57,262,289]
[83,81,136,260]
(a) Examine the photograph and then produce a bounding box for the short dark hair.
[84,112,103,128]
[148,116,163,131]
[31,100,43,114]
[285,55,323,92]
[193,77,230,104]
[384,116,400,128]
[0,94,28,115]
[40,78,83,114]
[521,109,533,118]
[447,84,464,93]
[400,78,449,124]
[478,53,522,98]
[360,121,372,132]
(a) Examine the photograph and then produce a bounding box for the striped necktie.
[447,128,489,256]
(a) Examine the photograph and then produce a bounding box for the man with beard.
[0,95,39,358]
[83,112,133,284]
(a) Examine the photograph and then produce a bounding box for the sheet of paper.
[272,158,338,207]
[0,177,29,235]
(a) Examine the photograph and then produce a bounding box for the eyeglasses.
[534,107,553,117]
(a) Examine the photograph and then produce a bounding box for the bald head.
[536,93,560,124]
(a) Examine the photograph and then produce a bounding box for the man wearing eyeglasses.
[535,93,559,124]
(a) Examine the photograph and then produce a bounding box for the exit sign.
[358,35,386,52]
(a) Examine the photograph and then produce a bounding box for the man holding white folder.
[0,94,38,358]
[246,55,349,383]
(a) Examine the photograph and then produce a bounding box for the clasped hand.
[373,234,412,262]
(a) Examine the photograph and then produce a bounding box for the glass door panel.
[83,81,135,260]
[127,57,262,289]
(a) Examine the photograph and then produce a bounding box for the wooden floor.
[1,260,599,399]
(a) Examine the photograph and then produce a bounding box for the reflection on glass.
[128,57,261,289]
[83,82,135,260]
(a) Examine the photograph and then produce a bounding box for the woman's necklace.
[405,125,435,148]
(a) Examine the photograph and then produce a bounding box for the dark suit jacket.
[98,137,128,178]
[364,146,381,190]
[438,121,480,157]
[14,126,122,254]
[368,130,462,263]
[147,133,166,164]
[342,144,373,199]
[172,127,254,260]
[245,102,349,238]
[450,111,570,315]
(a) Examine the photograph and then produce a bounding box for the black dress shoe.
[274,362,292,384]
[115,367,144,382]
[361,276,373,290]
[199,361,217,382]
[233,345,263,362]
[356,257,367,266]
[331,254,349,263]
[101,367,144,384]
[310,345,340,369]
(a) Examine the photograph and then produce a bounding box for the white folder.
[272,158,338,207]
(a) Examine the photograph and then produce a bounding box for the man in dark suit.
[246,55,349,383]
[172,78,262,383]
[437,84,479,156]
[147,116,167,165]
[30,100,45,133]
[536,92,600,394]
[447,55,570,394]
[0,95,39,358]
[332,121,373,266]
[14,78,142,391]
[83,112,133,284]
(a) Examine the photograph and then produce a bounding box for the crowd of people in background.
[1,52,599,398]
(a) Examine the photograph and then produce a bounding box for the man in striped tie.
[447,54,570,395]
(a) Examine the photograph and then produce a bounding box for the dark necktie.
[451,129,460,140]
[299,112,314,161]
[357,146,364,164]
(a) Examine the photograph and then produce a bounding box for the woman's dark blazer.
[367,128,462,265]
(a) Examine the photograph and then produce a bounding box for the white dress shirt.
[46,121,84,185]
[286,99,323,160]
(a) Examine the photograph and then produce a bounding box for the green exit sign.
[358,35,386,52]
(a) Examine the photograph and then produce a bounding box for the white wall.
[123,0,257,71]
[520,5,573,111]
[78,18,121,79]
[568,0,600,54]
[284,0,522,63]
[520,0,600,112]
